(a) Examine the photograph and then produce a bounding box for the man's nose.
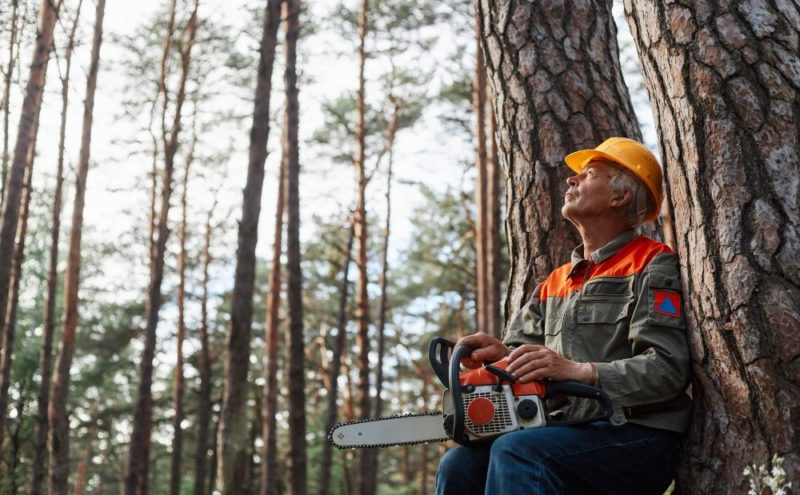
[566,174,578,186]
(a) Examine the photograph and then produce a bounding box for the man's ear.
[611,188,633,208]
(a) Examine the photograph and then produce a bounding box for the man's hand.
[456,332,510,369]
[505,344,593,383]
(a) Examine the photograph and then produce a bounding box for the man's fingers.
[507,357,549,378]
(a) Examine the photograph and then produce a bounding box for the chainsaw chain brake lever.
[483,363,517,391]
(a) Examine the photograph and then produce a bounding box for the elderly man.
[436,137,691,495]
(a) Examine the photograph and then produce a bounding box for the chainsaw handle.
[449,344,476,444]
[428,337,456,387]
[544,380,614,426]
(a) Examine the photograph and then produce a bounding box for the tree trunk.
[473,16,489,336]
[476,0,643,317]
[1,0,20,204]
[125,2,197,493]
[362,96,400,495]
[215,0,281,492]
[352,1,372,494]
[170,126,195,495]
[486,94,502,338]
[48,1,105,492]
[0,0,60,433]
[30,3,82,492]
[261,97,286,495]
[624,1,800,491]
[318,218,355,495]
[194,203,216,495]
[283,1,306,492]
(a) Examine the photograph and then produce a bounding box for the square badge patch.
[654,290,681,318]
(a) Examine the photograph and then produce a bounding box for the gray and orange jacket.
[503,230,692,433]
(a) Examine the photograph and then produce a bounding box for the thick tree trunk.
[261,100,286,495]
[476,0,643,317]
[1,0,20,204]
[0,0,60,430]
[624,1,800,491]
[30,3,82,492]
[193,202,215,495]
[215,0,281,491]
[126,3,197,493]
[283,1,306,492]
[170,129,195,495]
[318,219,355,495]
[48,1,105,492]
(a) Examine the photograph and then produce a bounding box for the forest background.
[0,0,797,494]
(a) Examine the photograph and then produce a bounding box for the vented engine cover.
[443,384,547,442]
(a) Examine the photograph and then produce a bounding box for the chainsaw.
[329,337,614,449]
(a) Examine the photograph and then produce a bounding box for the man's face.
[561,161,619,223]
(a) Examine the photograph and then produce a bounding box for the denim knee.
[489,430,546,463]
[437,447,462,479]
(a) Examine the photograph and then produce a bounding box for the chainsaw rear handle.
[428,337,456,387]
[544,380,614,426]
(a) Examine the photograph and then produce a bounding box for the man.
[436,137,692,495]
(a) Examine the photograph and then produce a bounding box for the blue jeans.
[435,421,680,495]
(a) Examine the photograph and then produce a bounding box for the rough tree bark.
[261,90,286,495]
[624,1,800,491]
[125,2,198,493]
[318,218,355,495]
[30,3,82,492]
[283,1,306,492]
[48,0,105,492]
[193,199,216,495]
[475,0,643,317]
[215,0,281,491]
[0,0,60,429]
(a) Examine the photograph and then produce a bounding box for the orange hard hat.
[564,137,663,221]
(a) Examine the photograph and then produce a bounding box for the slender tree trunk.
[194,204,215,495]
[261,103,287,495]
[283,1,306,492]
[363,97,400,495]
[624,1,800,490]
[9,384,29,495]
[208,401,221,494]
[1,0,20,204]
[473,16,489,336]
[318,218,355,495]
[125,3,198,493]
[215,0,281,491]
[352,1,373,494]
[170,126,196,495]
[476,0,643,317]
[0,105,36,450]
[48,1,105,492]
[486,96,502,338]
[71,402,98,495]
[0,0,60,435]
[30,3,82,492]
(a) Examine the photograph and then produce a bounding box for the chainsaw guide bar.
[329,412,449,449]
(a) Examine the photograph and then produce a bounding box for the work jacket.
[503,230,692,433]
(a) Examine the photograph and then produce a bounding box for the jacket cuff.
[594,362,628,426]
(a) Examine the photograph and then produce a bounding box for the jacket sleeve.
[593,252,691,424]
[502,283,545,348]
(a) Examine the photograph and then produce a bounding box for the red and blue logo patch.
[654,290,681,318]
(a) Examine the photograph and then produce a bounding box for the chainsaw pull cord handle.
[449,343,476,445]
[544,380,614,426]
[428,337,456,387]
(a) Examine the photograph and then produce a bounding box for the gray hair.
[609,168,654,228]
